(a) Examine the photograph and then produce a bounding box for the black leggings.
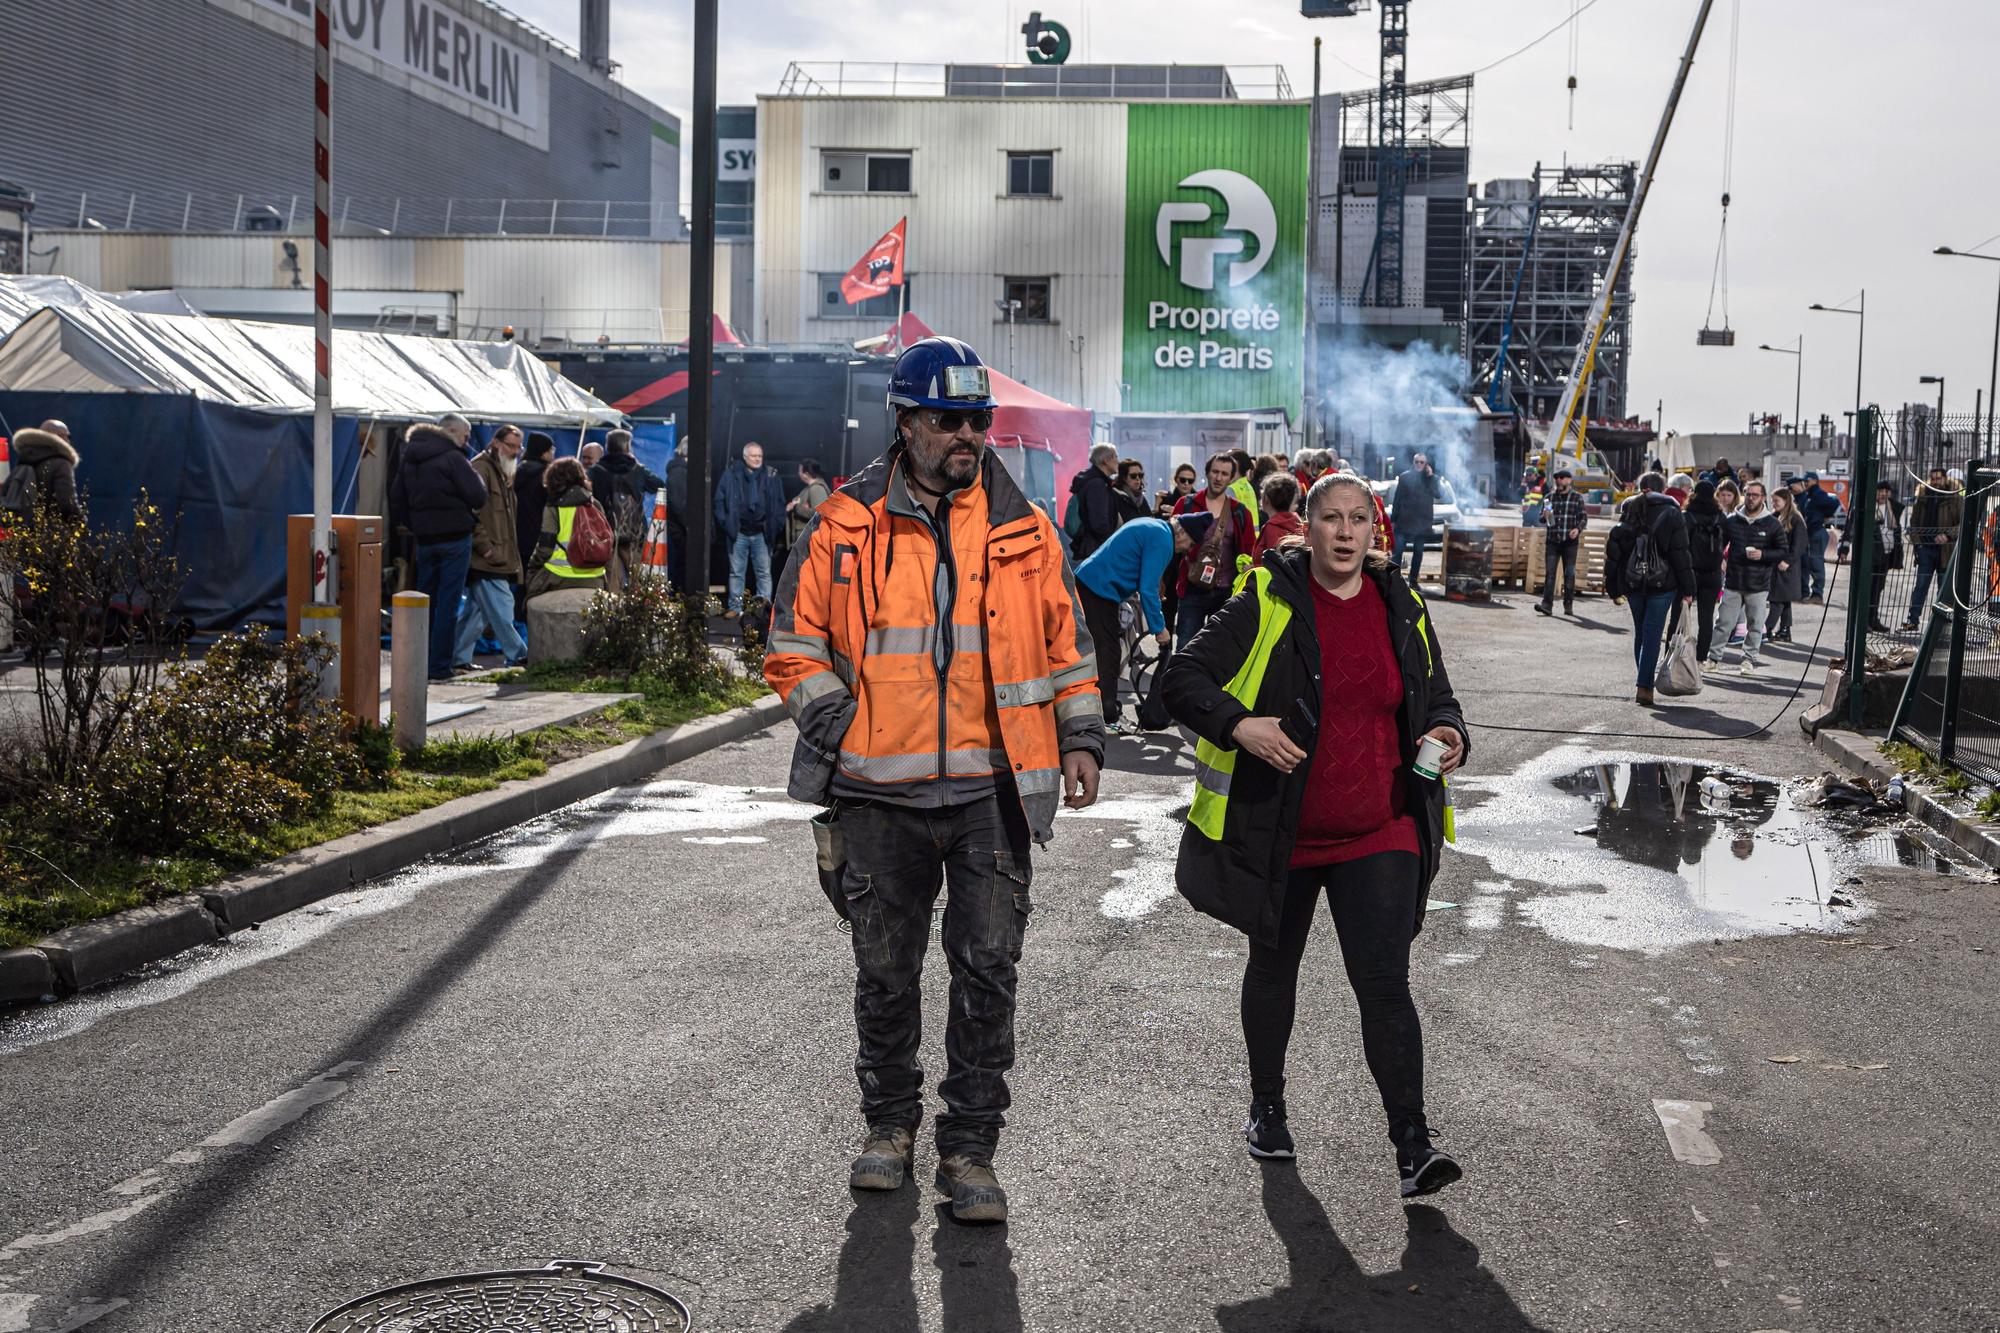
[1242,850,1426,1135]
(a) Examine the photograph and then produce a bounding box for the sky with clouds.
[506,0,2000,435]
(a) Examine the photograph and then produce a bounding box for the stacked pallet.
[1525,528,1611,597]
[1488,527,1532,589]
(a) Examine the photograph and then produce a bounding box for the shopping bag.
[1657,617,1704,698]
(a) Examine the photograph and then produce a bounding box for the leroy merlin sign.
[1122,103,1309,415]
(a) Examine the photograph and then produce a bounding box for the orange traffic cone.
[637,487,671,579]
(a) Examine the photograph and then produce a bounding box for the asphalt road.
[1,580,1996,1333]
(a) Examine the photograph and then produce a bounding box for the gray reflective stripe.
[1054,692,1101,723]
[768,630,828,659]
[1193,757,1232,797]
[953,622,986,652]
[831,648,856,687]
[1053,657,1098,690]
[786,669,849,720]
[837,748,1006,782]
[1015,766,1062,796]
[994,676,1056,708]
[865,626,935,655]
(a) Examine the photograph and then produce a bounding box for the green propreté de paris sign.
[1121,102,1309,416]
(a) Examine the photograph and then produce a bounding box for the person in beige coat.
[451,426,529,671]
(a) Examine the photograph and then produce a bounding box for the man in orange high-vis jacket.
[765,336,1104,1223]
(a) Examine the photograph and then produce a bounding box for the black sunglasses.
[924,408,994,433]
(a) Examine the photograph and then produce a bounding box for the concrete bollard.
[391,591,430,753]
[301,601,343,700]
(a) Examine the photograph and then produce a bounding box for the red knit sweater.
[1290,576,1420,868]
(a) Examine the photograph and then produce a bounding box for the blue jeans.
[1803,529,1828,599]
[1906,541,1946,625]
[727,532,773,612]
[452,576,527,668]
[1395,529,1428,585]
[1629,590,1676,689]
[413,536,472,681]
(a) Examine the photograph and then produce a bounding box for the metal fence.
[36,189,725,239]
[1859,408,1989,665]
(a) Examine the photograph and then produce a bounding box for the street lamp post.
[1808,289,1865,426]
[1920,375,1947,472]
[1757,337,1803,443]
[1935,248,2000,454]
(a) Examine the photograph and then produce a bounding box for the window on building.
[1006,152,1054,197]
[818,273,914,319]
[822,150,912,194]
[1001,277,1052,323]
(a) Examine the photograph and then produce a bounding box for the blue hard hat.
[887,336,998,411]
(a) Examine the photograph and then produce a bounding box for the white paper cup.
[1412,734,1449,780]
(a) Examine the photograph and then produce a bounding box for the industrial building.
[0,0,681,241]
[754,62,1308,422]
[1467,162,1639,422]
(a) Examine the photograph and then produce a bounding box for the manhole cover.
[310,1261,691,1332]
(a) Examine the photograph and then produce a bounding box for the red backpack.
[565,501,615,568]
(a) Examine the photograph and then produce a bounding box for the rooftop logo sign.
[1155,170,1277,291]
[1021,11,1072,64]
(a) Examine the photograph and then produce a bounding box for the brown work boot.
[935,1154,1009,1223]
[850,1125,915,1191]
[1636,686,1655,706]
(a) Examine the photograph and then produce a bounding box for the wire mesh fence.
[1859,408,1989,666]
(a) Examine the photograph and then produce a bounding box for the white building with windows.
[754,63,1307,421]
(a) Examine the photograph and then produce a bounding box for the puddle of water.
[1453,751,1954,955]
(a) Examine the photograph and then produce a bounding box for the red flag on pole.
[840,218,907,304]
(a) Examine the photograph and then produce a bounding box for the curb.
[1811,727,2000,872]
[9,693,787,1002]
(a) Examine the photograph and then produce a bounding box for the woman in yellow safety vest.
[1161,470,1470,1200]
[525,456,610,596]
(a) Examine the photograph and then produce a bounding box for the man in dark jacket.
[1901,468,1964,632]
[1797,471,1841,601]
[588,428,668,589]
[1706,480,1785,675]
[390,420,487,682]
[511,433,555,619]
[1389,453,1440,585]
[664,439,690,591]
[1603,474,1696,705]
[1067,444,1122,561]
[1535,469,1589,617]
[6,423,84,522]
[714,440,786,616]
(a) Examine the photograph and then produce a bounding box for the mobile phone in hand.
[1280,695,1318,749]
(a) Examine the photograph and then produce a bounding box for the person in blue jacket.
[1074,514,1195,730]
[713,441,788,616]
[1796,471,1842,601]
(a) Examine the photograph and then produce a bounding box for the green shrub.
[406,732,537,775]
[582,581,725,694]
[351,720,401,789]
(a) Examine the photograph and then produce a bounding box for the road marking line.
[197,1061,361,1148]
[1652,1098,1723,1165]
[0,1200,163,1265]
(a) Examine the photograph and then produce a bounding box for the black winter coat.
[513,456,549,568]
[1603,493,1696,600]
[390,425,486,542]
[1161,549,1468,948]
[1767,514,1808,604]
[1683,496,1727,594]
[1068,466,1119,560]
[1722,508,1787,594]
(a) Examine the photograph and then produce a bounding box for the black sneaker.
[1245,1097,1296,1160]
[1534,603,1553,617]
[1395,1122,1462,1198]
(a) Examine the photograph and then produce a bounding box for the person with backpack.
[714,441,786,618]
[1705,479,1785,675]
[451,424,528,672]
[1603,473,1695,706]
[1681,480,1729,662]
[1064,444,1122,562]
[3,422,84,523]
[389,419,487,682]
[525,457,612,597]
[587,428,667,590]
[511,432,555,620]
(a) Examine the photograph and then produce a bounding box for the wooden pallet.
[1525,528,1610,597]
[1488,527,1532,589]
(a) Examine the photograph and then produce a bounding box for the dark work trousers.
[1174,585,1228,654]
[1692,587,1721,661]
[1868,566,1891,628]
[1078,584,1125,724]
[1538,537,1580,610]
[413,534,472,681]
[1241,850,1426,1139]
[1765,595,1795,638]
[1395,528,1429,586]
[1629,589,1676,688]
[836,794,1032,1161]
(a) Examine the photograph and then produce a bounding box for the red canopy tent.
[874,313,1093,516]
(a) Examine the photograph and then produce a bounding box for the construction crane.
[1546,0,1719,459]
[1299,0,1410,309]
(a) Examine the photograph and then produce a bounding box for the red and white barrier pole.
[309,0,341,696]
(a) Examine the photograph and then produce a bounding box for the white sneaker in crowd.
[1738,659,1758,676]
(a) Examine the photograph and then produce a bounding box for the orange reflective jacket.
[765,447,1104,843]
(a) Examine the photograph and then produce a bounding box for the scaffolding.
[1468,162,1637,422]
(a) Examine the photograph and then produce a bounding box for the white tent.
[0,278,617,428]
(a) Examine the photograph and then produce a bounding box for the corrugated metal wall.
[757,96,1129,413]
[0,0,675,238]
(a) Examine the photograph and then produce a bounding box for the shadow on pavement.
[781,1189,924,1332]
[933,1204,1023,1333]
[1214,1166,1547,1333]
[1102,730,1196,778]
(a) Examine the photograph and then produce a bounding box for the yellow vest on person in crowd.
[546,504,606,579]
